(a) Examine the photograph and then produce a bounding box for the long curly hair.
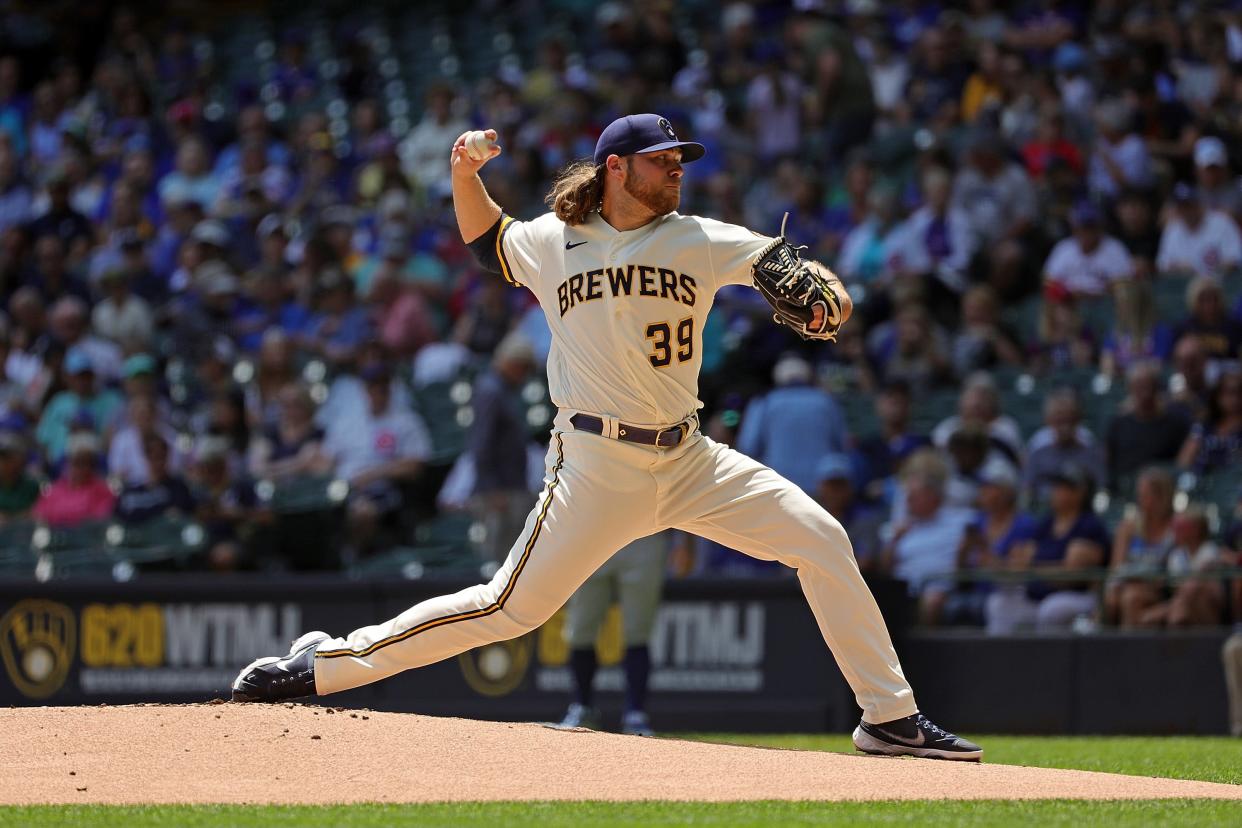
[546,160,605,225]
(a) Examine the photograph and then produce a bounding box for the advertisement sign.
[0,577,847,729]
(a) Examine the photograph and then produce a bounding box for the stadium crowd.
[0,0,1240,633]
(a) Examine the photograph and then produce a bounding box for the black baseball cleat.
[231,631,330,702]
[853,713,983,761]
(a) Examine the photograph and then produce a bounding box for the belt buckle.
[658,421,690,448]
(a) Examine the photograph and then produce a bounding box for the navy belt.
[570,413,693,448]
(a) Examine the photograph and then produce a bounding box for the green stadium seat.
[1001,295,1042,344]
[1152,276,1189,323]
[909,388,960,435]
[414,379,474,464]
[258,475,349,515]
[838,393,878,438]
[105,516,208,569]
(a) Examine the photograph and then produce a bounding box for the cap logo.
[658,117,676,140]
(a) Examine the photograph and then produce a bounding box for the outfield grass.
[0,800,1239,827]
[3,735,1239,827]
[681,733,1242,786]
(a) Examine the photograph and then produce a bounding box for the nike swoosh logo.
[879,727,926,747]
[565,241,588,250]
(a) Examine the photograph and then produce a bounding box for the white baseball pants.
[313,414,918,724]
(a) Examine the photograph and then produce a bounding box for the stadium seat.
[105,516,208,570]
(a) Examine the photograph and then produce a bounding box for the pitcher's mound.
[2,704,1238,804]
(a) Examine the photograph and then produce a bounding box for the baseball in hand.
[465,130,496,161]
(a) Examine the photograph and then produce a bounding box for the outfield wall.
[0,577,1230,734]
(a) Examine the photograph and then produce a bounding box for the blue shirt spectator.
[737,355,849,493]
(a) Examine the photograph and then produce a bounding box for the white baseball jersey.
[1042,234,1134,295]
[1156,210,1242,278]
[496,210,771,427]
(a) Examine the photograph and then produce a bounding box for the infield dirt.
[2,704,1239,804]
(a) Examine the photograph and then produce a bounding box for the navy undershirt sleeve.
[466,214,504,274]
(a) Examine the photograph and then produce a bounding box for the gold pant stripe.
[316,432,565,660]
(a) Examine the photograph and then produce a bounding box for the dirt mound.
[1,704,1238,804]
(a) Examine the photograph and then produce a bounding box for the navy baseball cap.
[1070,201,1101,226]
[593,114,706,167]
[1172,182,1200,204]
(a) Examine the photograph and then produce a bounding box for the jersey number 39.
[646,317,694,368]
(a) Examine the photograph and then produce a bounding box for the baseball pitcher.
[232,114,982,761]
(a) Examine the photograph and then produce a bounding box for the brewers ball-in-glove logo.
[458,636,533,697]
[658,117,677,141]
[1,600,76,699]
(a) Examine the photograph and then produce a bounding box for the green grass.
[0,801,1240,828]
[680,733,1242,786]
[3,736,1239,826]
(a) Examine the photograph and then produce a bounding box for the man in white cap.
[1192,136,1242,223]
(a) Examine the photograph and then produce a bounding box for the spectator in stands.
[0,143,31,233]
[452,277,515,358]
[1106,361,1192,491]
[244,329,297,430]
[32,432,114,527]
[107,390,177,485]
[233,265,311,353]
[366,238,436,359]
[931,372,1023,469]
[1100,277,1164,376]
[46,295,122,380]
[399,83,468,192]
[0,318,26,418]
[951,129,1037,295]
[469,333,536,563]
[322,361,431,555]
[942,424,993,510]
[114,432,194,524]
[27,167,92,258]
[870,303,953,392]
[1177,370,1242,474]
[1021,105,1083,180]
[1042,201,1134,297]
[1171,276,1242,365]
[247,382,330,481]
[26,236,89,306]
[157,135,219,210]
[1170,334,1213,423]
[1192,136,1242,223]
[1106,466,1177,627]
[886,165,975,298]
[737,354,848,494]
[1087,99,1152,200]
[1155,506,1229,627]
[1113,188,1159,280]
[0,429,38,521]
[876,449,973,625]
[190,435,265,570]
[949,285,1024,377]
[985,462,1110,634]
[815,452,882,570]
[1156,183,1242,279]
[1024,389,1105,505]
[1030,284,1097,373]
[306,266,370,369]
[854,379,928,503]
[945,458,1035,626]
[836,186,903,286]
[91,267,153,351]
[35,348,122,466]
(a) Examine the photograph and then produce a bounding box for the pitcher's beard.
[623,171,680,216]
